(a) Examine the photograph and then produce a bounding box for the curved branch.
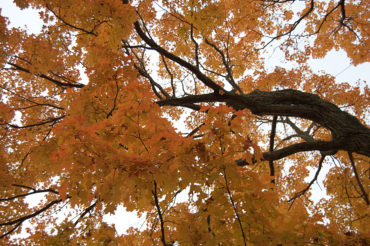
[158,89,370,159]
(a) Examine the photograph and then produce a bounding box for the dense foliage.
[0,0,369,245]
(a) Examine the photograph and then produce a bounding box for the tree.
[0,0,369,244]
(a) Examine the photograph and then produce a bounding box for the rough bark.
[158,89,370,159]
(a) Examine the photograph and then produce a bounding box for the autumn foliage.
[0,0,369,245]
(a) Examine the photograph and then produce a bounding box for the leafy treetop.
[0,0,369,245]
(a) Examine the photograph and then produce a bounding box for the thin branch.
[0,199,63,238]
[260,0,315,49]
[106,79,120,118]
[289,155,326,203]
[8,62,84,88]
[4,115,65,129]
[152,181,167,246]
[11,184,36,191]
[186,123,205,138]
[128,45,170,99]
[0,188,58,202]
[160,55,176,97]
[190,24,200,68]
[0,222,22,239]
[223,169,247,246]
[134,21,225,93]
[46,5,98,36]
[348,152,369,205]
[0,85,64,110]
[204,39,242,94]
[74,200,98,226]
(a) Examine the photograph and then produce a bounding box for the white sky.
[1,0,369,237]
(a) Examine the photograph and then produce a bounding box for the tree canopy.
[0,0,369,245]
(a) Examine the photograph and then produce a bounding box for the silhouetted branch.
[8,62,84,88]
[269,116,277,182]
[223,169,247,246]
[0,199,63,239]
[289,155,326,203]
[204,39,242,94]
[134,21,225,93]
[0,188,58,202]
[46,5,103,36]
[152,181,167,246]
[74,200,98,226]
[107,79,120,118]
[0,85,64,110]
[348,152,369,205]
[4,115,65,129]
[158,90,370,158]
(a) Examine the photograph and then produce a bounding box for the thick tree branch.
[158,89,370,159]
[269,116,277,182]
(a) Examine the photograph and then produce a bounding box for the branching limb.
[186,123,205,138]
[46,5,106,36]
[260,0,315,48]
[204,39,242,94]
[125,42,170,99]
[158,89,370,158]
[160,55,176,97]
[190,24,200,68]
[134,21,225,93]
[288,155,326,203]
